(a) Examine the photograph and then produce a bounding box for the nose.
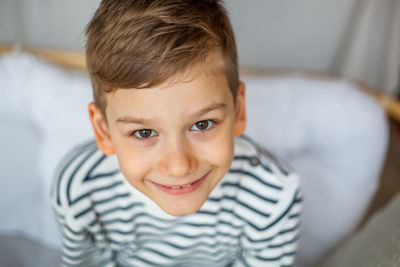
[158,138,197,178]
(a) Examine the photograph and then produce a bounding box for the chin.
[160,200,205,217]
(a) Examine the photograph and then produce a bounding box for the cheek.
[197,129,235,168]
[113,140,153,185]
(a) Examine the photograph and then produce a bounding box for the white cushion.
[0,54,389,266]
[244,76,389,266]
[0,53,93,248]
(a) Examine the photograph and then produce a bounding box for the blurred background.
[0,0,399,266]
[1,0,399,214]
[1,0,399,96]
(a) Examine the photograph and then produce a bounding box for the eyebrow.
[116,102,227,124]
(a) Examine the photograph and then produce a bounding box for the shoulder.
[51,139,121,209]
[231,135,299,189]
[228,136,302,230]
[233,135,295,177]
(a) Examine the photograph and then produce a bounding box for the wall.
[229,0,356,70]
[0,0,101,50]
[0,0,357,72]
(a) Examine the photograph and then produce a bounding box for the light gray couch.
[0,53,389,266]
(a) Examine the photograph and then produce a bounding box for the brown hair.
[85,0,238,116]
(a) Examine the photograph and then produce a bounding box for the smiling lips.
[150,172,209,195]
[169,184,192,189]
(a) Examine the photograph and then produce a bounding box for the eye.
[132,129,157,139]
[190,120,214,131]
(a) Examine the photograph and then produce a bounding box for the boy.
[52,0,302,266]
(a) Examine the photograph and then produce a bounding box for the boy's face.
[89,65,246,216]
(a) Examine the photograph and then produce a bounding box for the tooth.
[182,184,191,188]
[170,186,181,189]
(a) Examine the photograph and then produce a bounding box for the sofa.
[0,52,389,266]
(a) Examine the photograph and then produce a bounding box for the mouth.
[149,171,210,195]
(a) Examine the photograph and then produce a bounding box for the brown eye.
[133,129,156,139]
[196,121,209,130]
[191,120,214,131]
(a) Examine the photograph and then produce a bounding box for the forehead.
[104,64,233,121]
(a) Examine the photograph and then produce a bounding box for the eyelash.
[131,129,158,139]
[130,120,216,140]
[190,120,215,131]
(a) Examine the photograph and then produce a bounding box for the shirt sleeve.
[52,201,116,267]
[234,187,303,267]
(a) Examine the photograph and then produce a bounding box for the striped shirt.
[52,136,302,267]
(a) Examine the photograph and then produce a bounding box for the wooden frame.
[1,44,400,122]
[0,44,86,69]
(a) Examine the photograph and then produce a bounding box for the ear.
[233,82,246,136]
[88,102,116,155]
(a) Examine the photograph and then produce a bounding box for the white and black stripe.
[52,136,302,267]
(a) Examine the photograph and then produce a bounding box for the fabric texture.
[52,136,302,267]
[321,193,400,267]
